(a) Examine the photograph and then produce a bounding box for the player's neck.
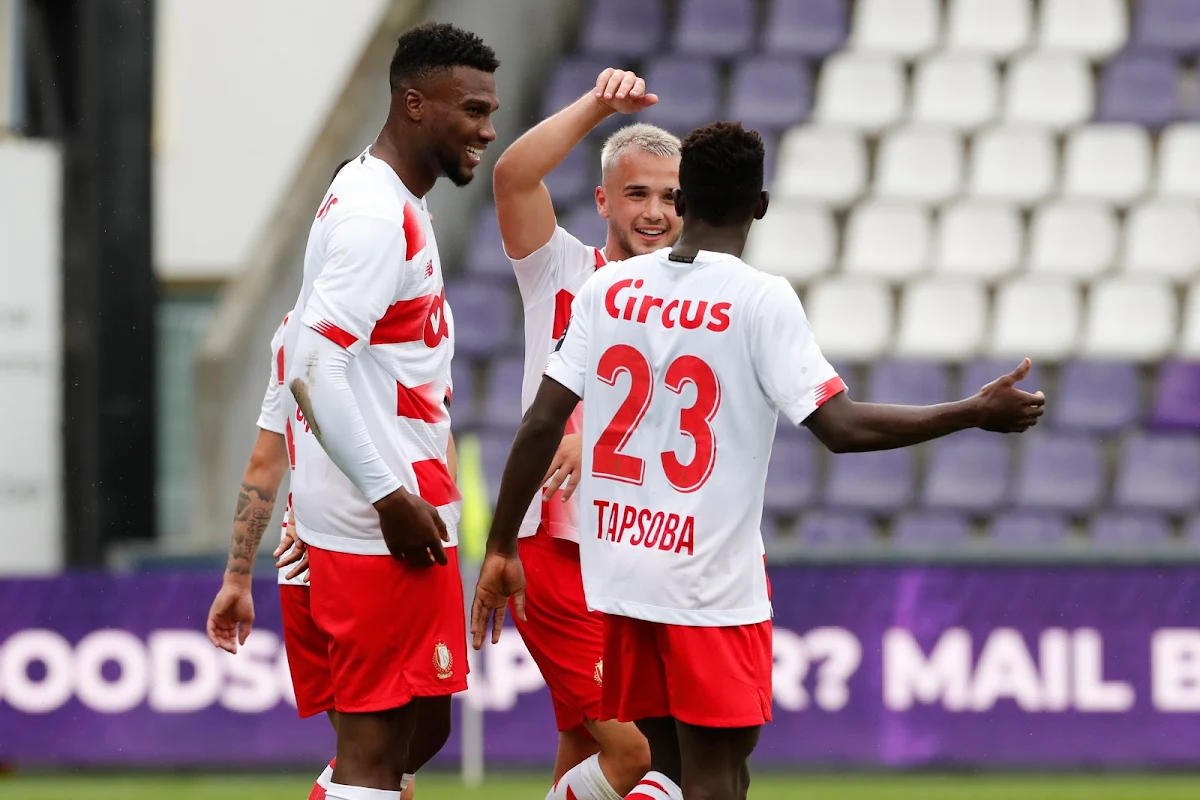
[669,221,749,261]
[371,120,437,198]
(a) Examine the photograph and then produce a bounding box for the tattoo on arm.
[226,482,278,576]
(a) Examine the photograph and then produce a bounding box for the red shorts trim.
[306,545,469,713]
[280,585,335,718]
[601,616,773,729]
[511,530,605,733]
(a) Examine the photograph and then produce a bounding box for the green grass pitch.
[5,773,1200,799]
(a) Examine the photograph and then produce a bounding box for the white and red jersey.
[285,150,459,556]
[253,317,307,588]
[544,249,844,626]
[510,225,606,542]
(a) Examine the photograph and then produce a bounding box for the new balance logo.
[425,261,434,278]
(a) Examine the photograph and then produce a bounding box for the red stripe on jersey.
[396,381,447,423]
[594,248,606,269]
[285,418,296,470]
[311,320,357,349]
[814,375,847,407]
[413,458,461,507]
[275,343,285,385]
[552,289,574,341]
[370,295,431,345]
[403,202,427,260]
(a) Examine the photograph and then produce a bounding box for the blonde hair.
[600,123,681,178]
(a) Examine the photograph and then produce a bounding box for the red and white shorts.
[305,544,469,713]
[280,584,335,718]
[601,616,773,729]
[510,529,606,734]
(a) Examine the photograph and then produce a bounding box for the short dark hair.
[678,122,764,226]
[389,22,499,92]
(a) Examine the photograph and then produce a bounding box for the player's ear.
[403,88,426,121]
[595,185,610,220]
[672,188,686,218]
[754,190,769,220]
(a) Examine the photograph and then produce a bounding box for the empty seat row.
[776,124,1200,206]
[747,198,1200,282]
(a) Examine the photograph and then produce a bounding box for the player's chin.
[445,163,476,187]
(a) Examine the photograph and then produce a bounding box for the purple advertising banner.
[1,567,1199,768]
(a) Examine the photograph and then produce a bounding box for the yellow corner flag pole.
[455,431,490,787]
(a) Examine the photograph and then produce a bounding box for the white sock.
[325,783,400,800]
[400,773,414,791]
[546,754,622,800]
[625,771,684,800]
[308,760,335,800]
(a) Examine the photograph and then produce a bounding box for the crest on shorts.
[593,658,604,686]
[434,640,454,680]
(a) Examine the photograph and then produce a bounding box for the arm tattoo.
[226,482,278,576]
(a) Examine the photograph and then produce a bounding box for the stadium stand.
[445,0,1200,558]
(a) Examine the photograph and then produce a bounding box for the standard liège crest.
[593,658,603,686]
[433,640,454,680]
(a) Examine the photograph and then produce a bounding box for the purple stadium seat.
[825,449,915,512]
[1096,54,1180,129]
[729,56,812,135]
[463,207,510,278]
[445,278,516,359]
[542,57,614,119]
[990,512,1071,548]
[482,356,527,430]
[959,358,1047,399]
[1053,361,1141,432]
[562,202,608,250]
[1012,433,1104,513]
[640,58,721,135]
[478,428,517,506]
[449,360,479,430]
[867,360,950,406]
[764,431,818,514]
[1114,433,1200,512]
[891,511,972,547]
[1090,512,1171,548]
[545,146,596,208]
[676,0,755,58]
[581,0,666,58]
[797,510,877,549]
[1131,0,1200,56]
[1149,361,1200,430]
[923,432,1011,512]
[762,0,848,58]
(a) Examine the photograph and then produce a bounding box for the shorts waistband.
[523,524,581,559]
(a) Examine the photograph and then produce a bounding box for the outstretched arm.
[493,68,656,259]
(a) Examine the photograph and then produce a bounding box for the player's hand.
[375,488,450,568]
[594,68,658,115]
[972,358,1046,433]
[206,582,255,654]
[273,515,310,582]
[470,552,527,649]
[543,433,582,502]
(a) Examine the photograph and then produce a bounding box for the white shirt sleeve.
[750,277,844,427]
[300,213,406,353]
[543,278,593,399]
[255,323,287,435]
[509,225,598,304]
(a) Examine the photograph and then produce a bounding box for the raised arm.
[493,68,656,259]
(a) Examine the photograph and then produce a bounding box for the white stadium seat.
[934,201,1022,280]
[806,279,893,361]
[1028,201,1118,279]
[1121,201,1200,282]
[843,202,931,280]
[774,126,866,206]
[744,202,836,283]
[1004,53,1093,132]
[990,279,1081,361]
[1179,283,1200,357]
[1062,125,1151,204]
[851,0,940,57]
[1038,0,1128,60]
[946,0,1032,57]
[875,126,963,203]
[1082,278,1177,361]
[1156,125,1200,199]
[969,126,1056,205]
[895,279,988,360]
[813,52,906,133]
[911,53,999,131]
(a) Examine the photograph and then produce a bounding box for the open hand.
[974,359,1046,433]
[273,513,310,582]
[594,68,658,115]
[207,583,254,654]
[470,553,527,649]
[543,433,582,502]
